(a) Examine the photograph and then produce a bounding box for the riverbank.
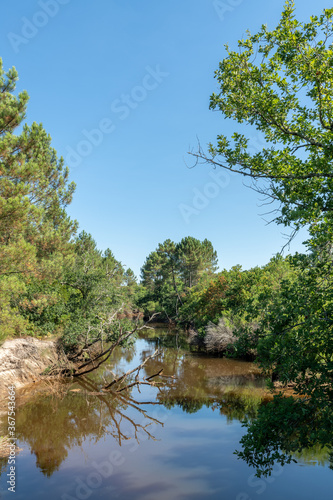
[0,332,295,412]
[0,337,59,401]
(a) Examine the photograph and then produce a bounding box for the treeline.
[139,236,218,319]
[138,236,301,359]
[2,0,333,473]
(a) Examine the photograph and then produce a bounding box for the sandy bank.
[0,338,58,400]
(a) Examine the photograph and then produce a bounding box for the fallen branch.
[49,314,160,379]
[146,368,163,381]
[116,368,164,393]
[104,349,160,389]
[73,376,164,444]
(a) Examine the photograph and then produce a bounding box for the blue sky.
[1,0,327,277]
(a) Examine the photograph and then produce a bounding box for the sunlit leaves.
[0,59,77,337]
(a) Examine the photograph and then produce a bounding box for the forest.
[1,0,333,478]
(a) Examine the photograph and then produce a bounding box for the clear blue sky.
[1,0,327,278]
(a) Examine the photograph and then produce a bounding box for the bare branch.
[104,349,160,389]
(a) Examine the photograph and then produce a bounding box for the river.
[0,326,332,499]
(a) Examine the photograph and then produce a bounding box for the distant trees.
[140,236,218,319]
[181,255,296,356]
[176,237,218,288]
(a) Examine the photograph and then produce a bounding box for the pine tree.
[0,59,77,337]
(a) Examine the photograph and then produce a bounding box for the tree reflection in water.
[0,377,163,478]
[0,329,330,480]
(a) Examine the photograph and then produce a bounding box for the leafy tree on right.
[191,0,333,475]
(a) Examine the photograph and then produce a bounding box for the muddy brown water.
[0,327,332,499]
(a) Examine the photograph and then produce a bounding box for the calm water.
[0,327,332,499]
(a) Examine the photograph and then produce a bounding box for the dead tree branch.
[104,349,160,389]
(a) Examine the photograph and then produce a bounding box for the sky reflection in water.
[0,328,332,500]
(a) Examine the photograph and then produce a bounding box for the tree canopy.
[191,1,333,248]
[0,62,138,346]
[0,59,77,338]
[140,236,218,319]
[190,1,333,475]
[0,59,76,278]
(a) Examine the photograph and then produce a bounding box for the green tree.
[140,239,184,319]
[59,231,137,352]
[176,236,218,289]
[191,1,333,474]
[140,237,218,319]
[180,256,295,353]
[0,59,76,278]
[0,59,77,338]
[192,1,333,248]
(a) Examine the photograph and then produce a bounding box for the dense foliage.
[2,0,333,477]
[0,59,77,340]
[139,236,218,320]
[192,0,333,475]
[0,61,138,348]
[59,231,139,352]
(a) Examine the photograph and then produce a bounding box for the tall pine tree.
[0,59,77,337]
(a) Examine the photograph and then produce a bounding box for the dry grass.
[204,318,236,353]
[0,436,10,458]
[0,436,21,459]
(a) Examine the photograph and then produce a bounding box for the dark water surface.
[0,327,332,499]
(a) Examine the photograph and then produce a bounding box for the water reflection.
[0,327,331,498]
[0,328,269,479]
[0,456,7,480]
[0,377,163,478]
[294,444,331,468]
[139,326,267,420]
